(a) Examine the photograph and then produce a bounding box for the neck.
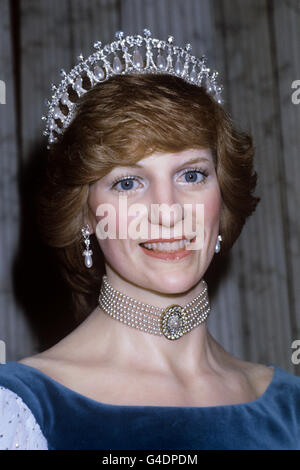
[104,264,207,309]
[85,306,226,382]
[75,265,227,380]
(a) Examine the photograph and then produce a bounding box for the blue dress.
[0,361,299,450]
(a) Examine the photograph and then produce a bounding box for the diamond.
[93,41,102,49]
[161,305,187,340]
[115,31,125,40]
[168,314,182,330]
[103,44,112,53]
[81,227,90,237]
[43,30,223,148]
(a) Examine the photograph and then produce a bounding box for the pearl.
[98,276,209,339]
[157,53,166,70]
[133,49,143,69]
[85,254,93,268]
[47,38,212,144]
[93,65,105,80]
[113,55,122,73]
[175,57,183,75]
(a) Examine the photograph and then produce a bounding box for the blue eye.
[112,176,140,192]
[182,168,208,184]
[111,167,209,193]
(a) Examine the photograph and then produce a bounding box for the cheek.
[188,185,221,236]
[98,238,121,262]
[88,191,135,267]
[93,203,138,261]
[91,192,141,242]
[114,208,138,240]
[203,189,222,224]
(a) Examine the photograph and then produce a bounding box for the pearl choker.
[98,275,210,340]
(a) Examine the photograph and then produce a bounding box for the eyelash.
[110,167,209,193]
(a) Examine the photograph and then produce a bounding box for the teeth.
[141,238,193,252]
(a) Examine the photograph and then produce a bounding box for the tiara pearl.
[42,28,223,149]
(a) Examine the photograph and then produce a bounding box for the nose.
[147,179,183,230]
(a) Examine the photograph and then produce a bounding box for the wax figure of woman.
[0,30,299,450]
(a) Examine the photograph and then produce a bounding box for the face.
[87,148,222,294]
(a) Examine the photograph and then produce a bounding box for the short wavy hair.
[37,73,260,323]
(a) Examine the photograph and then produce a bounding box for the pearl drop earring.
[81,224,93,268]
[215,234,222,253]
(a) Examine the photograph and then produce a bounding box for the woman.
[0,29,299,450]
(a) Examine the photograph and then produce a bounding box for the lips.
[139,236,191,244]
[139,236,196,261]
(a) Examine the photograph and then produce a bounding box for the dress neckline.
[9,361,277,410]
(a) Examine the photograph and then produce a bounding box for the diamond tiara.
[42,28,223,149]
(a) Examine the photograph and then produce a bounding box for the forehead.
[118,148,213,169]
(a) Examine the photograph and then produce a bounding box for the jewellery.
[42,28,223,149]
[215,234,222,253]
[98,275,210,340]
[81,224,93,268]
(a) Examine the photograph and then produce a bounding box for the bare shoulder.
[17,350,68,381]
[17,307,99,374]
[234,359,275,398]
[18,354,50,368]
[17,327,81,374]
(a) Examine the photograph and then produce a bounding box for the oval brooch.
[160,304,188,340]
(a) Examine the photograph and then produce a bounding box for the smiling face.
[87,148,222,294]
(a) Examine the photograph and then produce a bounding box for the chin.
[148,272,199,294]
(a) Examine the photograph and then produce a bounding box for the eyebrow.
[119,156,211,169]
